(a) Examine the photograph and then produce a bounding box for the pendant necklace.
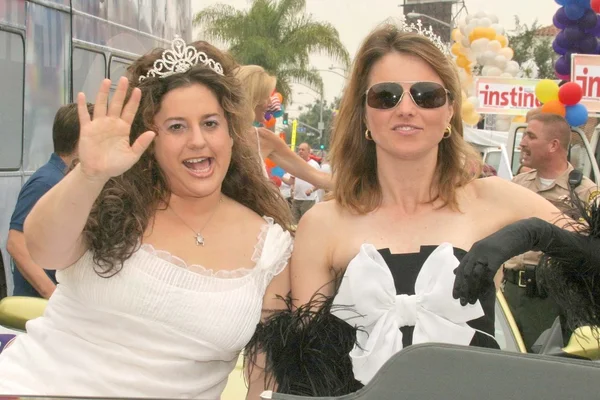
[168,197,222,246]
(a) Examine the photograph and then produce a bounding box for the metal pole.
[318,92,324,146]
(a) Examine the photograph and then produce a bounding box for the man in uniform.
[502,113,598,352]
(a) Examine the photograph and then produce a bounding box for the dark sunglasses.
[365,81,452,110]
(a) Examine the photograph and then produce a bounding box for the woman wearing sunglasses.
[247,23,567,396]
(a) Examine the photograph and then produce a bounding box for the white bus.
[0,0,193,296]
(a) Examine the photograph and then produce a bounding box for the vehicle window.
[484,151,501,172]
[109,56,132,95]
[72,48,106,101]
[0,30,24,170]
[569,130,596,181]
[495,299,520,352]
[511,126,526,176]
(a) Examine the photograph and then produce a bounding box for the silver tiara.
[399,19,450,56]
[139,35,224,82]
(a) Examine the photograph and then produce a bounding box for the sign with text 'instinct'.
[475,77,543,115]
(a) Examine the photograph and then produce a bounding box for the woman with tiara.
[0,36,293,399]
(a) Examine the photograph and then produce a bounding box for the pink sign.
[572,54,600,115]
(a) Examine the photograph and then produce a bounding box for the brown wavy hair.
[84,63,292,275]
[330,24,481,214]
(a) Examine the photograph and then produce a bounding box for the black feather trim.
[244,292,364,396]
[538,193,600,333]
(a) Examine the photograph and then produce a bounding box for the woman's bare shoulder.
[468,177,561,222]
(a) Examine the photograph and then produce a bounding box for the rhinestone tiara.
[139,35,224,82]
[399,19,450,56]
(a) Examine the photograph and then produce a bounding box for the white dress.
[0,217,292,399]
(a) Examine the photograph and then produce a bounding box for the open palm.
[77,77,155,182]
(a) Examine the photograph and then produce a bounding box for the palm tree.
[193,0,350,102]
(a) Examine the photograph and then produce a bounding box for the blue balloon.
[555,0,571,5]
[565,103,589,126]
[579,35,598,53]
[579,9,598,30]
[556,31,571,50]
[565,4,586,20]
[574,0,591,7]
[273,109,284,118]
[271,166,286,178]
[585,17,600,35]
[564,25,585,43]
[555,54,572,76]
[553,37,568,55]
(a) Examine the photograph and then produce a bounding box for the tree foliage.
[507,17,555,79]
[194,0,350,102]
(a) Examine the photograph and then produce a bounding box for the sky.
[191,0,557,116]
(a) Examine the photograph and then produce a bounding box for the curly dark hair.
[83,64,293,276]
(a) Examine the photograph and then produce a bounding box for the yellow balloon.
[451,42,462,56]
[469,27,497,43]
[451,28,462,42]
[496,34,508,48]
[462,101,475,115]
[535,79,560,104]
[456,55,470,69]
[463,111,481,126]
[513,115,526,123]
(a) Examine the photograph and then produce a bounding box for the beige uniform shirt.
[504,163,598,270]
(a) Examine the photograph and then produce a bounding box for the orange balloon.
[541,100,566,117]
[264,117,276,129]
[264,158,276,169]
[275,92,283,103]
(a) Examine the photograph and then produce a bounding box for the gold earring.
[365,129,373,140]
[443,125,452,139]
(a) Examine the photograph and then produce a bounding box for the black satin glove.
[452,217,600,306]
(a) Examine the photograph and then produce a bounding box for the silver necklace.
[168,197,222,246]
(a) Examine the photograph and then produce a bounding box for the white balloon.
[505,60,520,76]
[490,14,499,24]
[475,10,487,18]
[494,54,508,70]
[467,96,480,108]
[486,66,503,77]
[500,72,513,78]
[498,47,514,61]
[461,36,471,48]
[482,50,497,64]
[471,38,490,54]
[464,48,477,62]
[487,40,502,53]
[480,17,492,27]
[466,20,479,36]
[491,23,505,35]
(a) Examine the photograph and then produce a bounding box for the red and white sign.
[572,54,600,116]
[474,77,543,115]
